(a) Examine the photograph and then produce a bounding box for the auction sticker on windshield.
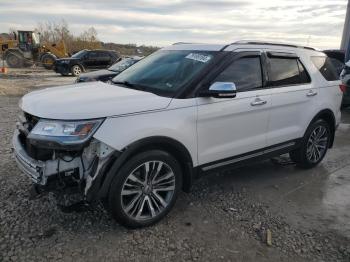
[185,53,212,63]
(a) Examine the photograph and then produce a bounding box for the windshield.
[109,58,138,72]
[112,50,216,96]
[72,50,87,59]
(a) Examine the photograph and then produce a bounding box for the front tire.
[71,64,82,76]
[107,150,182,228]
[290,119,331,168]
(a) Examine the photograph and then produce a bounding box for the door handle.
[306,90,318,97]
[251,98,267,106]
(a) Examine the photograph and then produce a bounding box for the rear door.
[265,51,316,147]
[84,51,99,69]
[196,50,272,166]
[97,51,113,68]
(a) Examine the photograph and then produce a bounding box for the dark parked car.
[76,56,142,83]
[323,49,349,108]
[54,49,120,76]
[341,61,350,108]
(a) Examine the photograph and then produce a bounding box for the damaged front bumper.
[12,129,116,200]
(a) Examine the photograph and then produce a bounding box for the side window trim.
[297,59,312,84]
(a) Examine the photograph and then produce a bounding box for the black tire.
[41,53,56,70]
[71,64,82,76]
[290,119,331,169]
[5,52,24,68]
[107,150,182,228]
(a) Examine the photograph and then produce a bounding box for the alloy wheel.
[121,161,176,221]
[73,66,81,75]
[306,125,328,163]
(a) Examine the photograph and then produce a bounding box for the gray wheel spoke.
[150,194,161,212]
[124,192,142,213]
[152,191,167,208]
[154,178,175,188]
[128,173,144,185]
[154,185,175,192]
[136,195,147,219]
[318,137,328,143]
[145,196,156,217]
[316,144,326,150]
[144,162,151,182]
[314,146,320,159]
[153,171,174,184]
[121,189,142,196]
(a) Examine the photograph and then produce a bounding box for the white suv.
[13,41,343,228]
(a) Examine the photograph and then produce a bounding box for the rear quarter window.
[311,56,339,81]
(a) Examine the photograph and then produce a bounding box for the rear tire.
[290,119,331,168]
[41,53,56,70]
[5,52,24,68]
[71,65,82,76]
[107,150,182,228]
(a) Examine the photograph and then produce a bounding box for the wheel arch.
[73,62,85,72]
[96,136,195,201]
[308,109,336,148]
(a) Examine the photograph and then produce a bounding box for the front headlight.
[61,60,70,64]
[28,119,104,146]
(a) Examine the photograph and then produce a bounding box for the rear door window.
[311,56,339,81]
[98,51,112,61]
[267,56,310,87]
[87,52,99,60]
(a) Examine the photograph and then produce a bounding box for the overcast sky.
[0,0,347,49]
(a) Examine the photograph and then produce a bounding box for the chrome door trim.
[201,141,296,171]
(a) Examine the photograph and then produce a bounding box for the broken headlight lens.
[28,119,104,145]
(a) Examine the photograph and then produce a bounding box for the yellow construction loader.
[0,30,68,69]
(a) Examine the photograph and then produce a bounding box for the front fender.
[93,100,198,166]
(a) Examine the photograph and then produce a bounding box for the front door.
[84,51,99,69]
[196,51,271,167]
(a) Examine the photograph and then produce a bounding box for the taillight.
[339,84,347,93]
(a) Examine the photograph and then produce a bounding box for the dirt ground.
[0,68,350,262]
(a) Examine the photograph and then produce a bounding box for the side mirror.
[199,82,237,98]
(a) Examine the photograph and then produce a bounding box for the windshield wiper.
[112,80,144,90]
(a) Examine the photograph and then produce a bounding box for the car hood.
[20,82,172,120]
[56,57,79,63]
[78,69,116,80]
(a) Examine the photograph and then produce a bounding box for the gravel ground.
[0,68,350,261]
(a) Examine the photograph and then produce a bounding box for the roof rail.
[231,40,315,51]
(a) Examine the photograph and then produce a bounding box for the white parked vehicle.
[13,41,343,228]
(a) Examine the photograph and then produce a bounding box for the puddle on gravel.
[322,166,350,238]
